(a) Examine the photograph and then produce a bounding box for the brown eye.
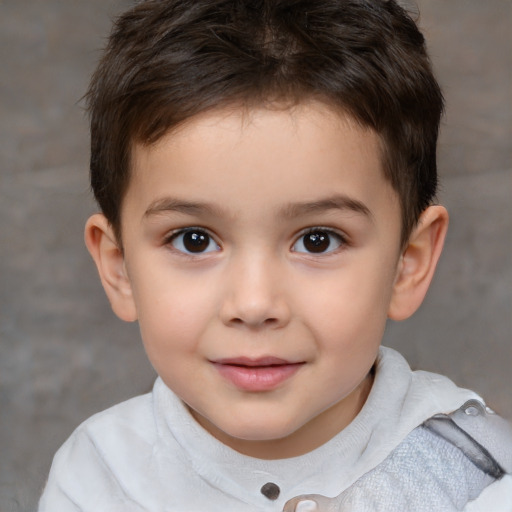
[303,232,330,253]
[292,230,344,254]
[183,231,209,252]
[170,229,220,254]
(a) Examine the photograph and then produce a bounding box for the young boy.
[39,0,512,510]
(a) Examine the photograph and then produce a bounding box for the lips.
[211,357,304,392]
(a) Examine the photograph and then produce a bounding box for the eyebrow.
[280,195,373,220]
[144,198,224,218]
[144,194,372,221]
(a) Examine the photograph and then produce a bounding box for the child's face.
[120,102,403,458]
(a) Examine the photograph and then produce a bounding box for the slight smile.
[211,357,305,392]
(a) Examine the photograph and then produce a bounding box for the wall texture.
[1,1,510,510]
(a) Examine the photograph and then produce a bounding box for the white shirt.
[39,347,511,511]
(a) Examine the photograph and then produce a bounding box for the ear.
[388,205,449,321]
[84,214,138,322]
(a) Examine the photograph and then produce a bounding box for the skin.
[86,102,448,459]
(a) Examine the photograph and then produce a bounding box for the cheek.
[135,282,216,390]
[132,270,219,352]
[299,258,396,343]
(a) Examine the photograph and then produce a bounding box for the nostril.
[229,316,278,327]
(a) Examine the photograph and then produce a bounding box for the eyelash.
[291,227,348,255]
[163,226,348,256]
[164,227,220,256]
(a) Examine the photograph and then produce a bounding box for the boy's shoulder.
[284,349,512,512]
[39,388,158,511]
[71,387,156,444]
[286,410,512,511]
[285,397,512,512]
[368,347,482,437]
[52,390,155,473]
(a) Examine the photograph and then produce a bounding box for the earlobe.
[84,214,138,322]
[388,205,449,321]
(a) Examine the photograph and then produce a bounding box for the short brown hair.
[87,0,444,246]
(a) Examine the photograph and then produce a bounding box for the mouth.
[211,357,305,392]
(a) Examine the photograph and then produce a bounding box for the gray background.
[1,1,510,510]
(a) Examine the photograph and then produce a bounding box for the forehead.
[125,102,399,224]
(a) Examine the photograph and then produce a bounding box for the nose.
[219,253,291,330]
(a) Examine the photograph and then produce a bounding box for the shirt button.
[261,482,280,500]
[462,399,485,416]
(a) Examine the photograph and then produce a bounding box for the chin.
[222,416,300,442]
